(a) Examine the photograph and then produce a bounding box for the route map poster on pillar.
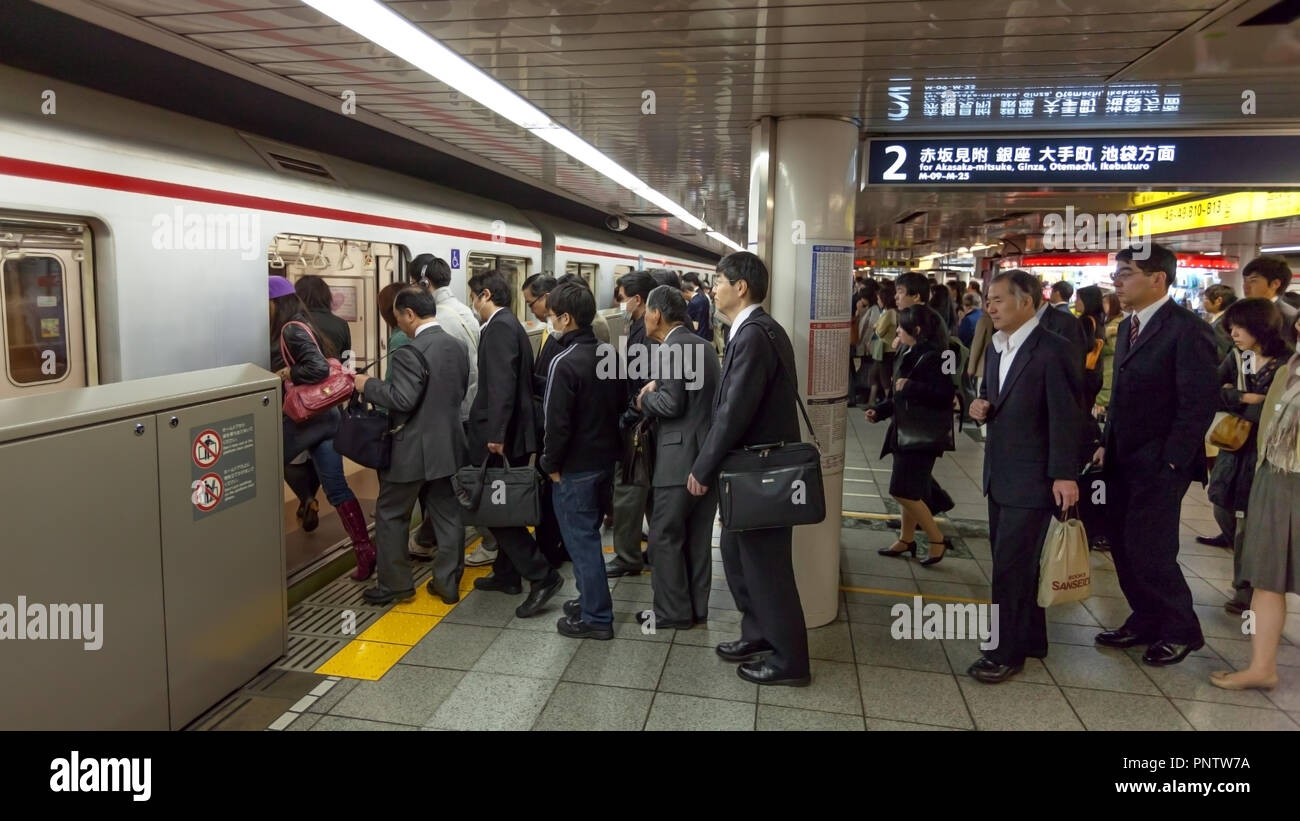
[190,414,257,521]
[796,240,853,474]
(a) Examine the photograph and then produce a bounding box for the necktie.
[541,326,549,347]
[1129,315,1140,347]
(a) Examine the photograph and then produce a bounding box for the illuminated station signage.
[866,135,1300,186]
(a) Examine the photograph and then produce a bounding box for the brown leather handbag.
[1205,352,1251,452]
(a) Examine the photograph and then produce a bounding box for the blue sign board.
[450,249,461,269]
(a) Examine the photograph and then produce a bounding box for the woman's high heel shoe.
[878,540,916,558]
[919,539,950,567]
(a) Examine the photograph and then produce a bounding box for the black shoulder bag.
[893,351,957,453]
[334,347,429,471]
[717,327,826,532]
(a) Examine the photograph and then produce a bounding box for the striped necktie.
[1128,315,1140,347]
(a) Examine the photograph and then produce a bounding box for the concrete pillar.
[748,115,858,628]
[1218,223,1261,296]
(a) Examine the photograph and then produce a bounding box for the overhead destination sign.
[865,136,1300,186]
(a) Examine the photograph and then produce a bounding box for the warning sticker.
[190,414,257,521]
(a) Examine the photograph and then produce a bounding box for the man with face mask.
[521,272,569,569]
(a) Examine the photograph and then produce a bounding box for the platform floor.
[193,411,1300,731]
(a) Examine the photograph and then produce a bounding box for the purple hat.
[268,275,296,299]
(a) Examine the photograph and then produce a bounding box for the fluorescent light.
[707,231,743,251]
[1260,245,1300,253]
[303,0,712,235]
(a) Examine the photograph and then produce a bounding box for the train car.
[0,64,716,579]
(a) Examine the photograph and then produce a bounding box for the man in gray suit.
[354,286,469,605]
[636,286,721,629]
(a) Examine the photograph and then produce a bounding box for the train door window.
[467,252,531,322]
[3,254,69,385]
[565,261,598,292]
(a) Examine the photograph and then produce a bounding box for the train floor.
[191,412,1300,731]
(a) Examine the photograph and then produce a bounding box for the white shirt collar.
[487,306,507,324]
[992,315,1039,354]
[413,319,439,337]
[1133,292,1171,331]
[729,304,760,339]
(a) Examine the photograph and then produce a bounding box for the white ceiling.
[36,0,1300,255]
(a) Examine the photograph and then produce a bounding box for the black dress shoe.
[1094,627,1152,648]
[737,660,810,687]
[605,559,644,578]
[634,609,693,630]
[1224,598,1249,615]
[425,579,460,605]
[1196,534,1231,548]
[556,614,614,640]
[1142,639,1204,667]
[362,585,415,605]
[563,598,581,618]
[473,574,522,595]
[716,639,775,663]
[966,656,1023,683]
[515,571,563,618]
[884,517,903,529]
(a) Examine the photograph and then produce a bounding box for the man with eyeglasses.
[1091,244,1218,667]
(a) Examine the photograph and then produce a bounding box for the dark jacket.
[1038,303,1090,380]
[1276,297,1299,346]
[359,324,468,483]
[869,341,955,458]
[687,292,712,341]
[539,326,623,475]
[272,315,331,384]
[980,325,1083,508]
[533,333,562,400]
[308,309,351,362]
[641,325,721,487]
[469,308,538,462]
[624,315,650,399]
[690,308,801,484]
[1208,352,1284,512]
[1103,299,1219,484]
[1209,314,1235,362]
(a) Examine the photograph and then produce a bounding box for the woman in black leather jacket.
[269,275,375,581]
[865,305,957,566]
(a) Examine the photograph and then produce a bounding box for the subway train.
[0,64,716,576]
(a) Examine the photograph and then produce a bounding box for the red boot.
[336,498,377,581]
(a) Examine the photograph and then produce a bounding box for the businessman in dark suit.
[1093,244,1219,666]
[637,285,721,629]
[1201,283,1239,363]
[466,269,563,618]
[682,272,714,341]
[968,270,1082,682]
[521,272,568,568]
[689,252,810,687]
[1036,279,1091,378]
[354,287,469,605]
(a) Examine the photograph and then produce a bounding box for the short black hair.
[650,268,682,290]
[409,253,436,284]
[681,271,703,289]
[1116,243,1177,290]
[990,269,1042,308]
[646,284,689,324]
[617,270,656,302]
[1223,297,1292,359]
[1203,284,1238,312]
[896,304,945,346]
[429,257,452,288]
[895,272,930,302]
[555,272,591,291]
[394,285,437,319]
[467,271,512,309]
[716,251,769,303]
[295,275,334,312]
[548,280,596,328]
[1242,256,1293,292]
[1050,281,1074,301]
[522,273,557,297]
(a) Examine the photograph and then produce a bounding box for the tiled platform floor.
[209,411,1299,731]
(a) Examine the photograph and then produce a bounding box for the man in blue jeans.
[539,280,624,639]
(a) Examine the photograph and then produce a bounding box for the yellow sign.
[1130,192,1300,237]
[1128,191,1196,208]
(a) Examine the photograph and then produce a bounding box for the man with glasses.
[1091,244,1218,667]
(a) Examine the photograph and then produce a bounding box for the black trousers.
[284,460,320,503]
[1108,467,1203,644]
[986,498,1053,666]
[489,526,552,585]
[649,485,718,623]
[534,464,569,567]
[720,525,809,677]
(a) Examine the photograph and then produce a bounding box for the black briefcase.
[718,441,825,531]
[452,455,541,528]
[621,415,656,487]
[332,395,394,470]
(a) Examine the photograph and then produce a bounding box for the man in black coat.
[968,270,1082,682]
[354,287,469,605]
[521,273,568,568]
[466,269,563,618]
[689,252,810,687]
[1093,244,1219,666]
[1035,279,1091,380]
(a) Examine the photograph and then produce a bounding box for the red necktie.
[1129,315,1140,347]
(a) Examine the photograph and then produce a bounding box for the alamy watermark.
[597,341,704,390]
[1042,205,1150,259]
[151,206,262,260]
[891,595,1000,650]
[0,595,103,650]
[50,751,150,801]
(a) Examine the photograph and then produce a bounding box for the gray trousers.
[375,476,464,597]
[649,484,718,623]
[612,466,650,568]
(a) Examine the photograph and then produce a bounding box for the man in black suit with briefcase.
[1092,244,1219,666]
[689,252,810,687]
[968,270,1082,682]
[466,269,563,618]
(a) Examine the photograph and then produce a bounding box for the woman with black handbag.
[864,305,956,566]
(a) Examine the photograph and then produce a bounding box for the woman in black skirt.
[864,305,956,565]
